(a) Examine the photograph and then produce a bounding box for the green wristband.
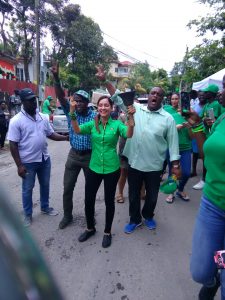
[69,112,77,120]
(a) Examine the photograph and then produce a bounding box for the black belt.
[72,148,92,155]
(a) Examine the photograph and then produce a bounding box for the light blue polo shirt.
[7,108,54,163]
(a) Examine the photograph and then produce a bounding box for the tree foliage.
[170,0,225,91]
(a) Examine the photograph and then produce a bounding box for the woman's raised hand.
[127,105,136,115]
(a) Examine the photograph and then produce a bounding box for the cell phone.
[214,250,225,269]
[208,108,215,121]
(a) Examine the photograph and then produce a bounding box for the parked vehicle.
[50,107,68,134]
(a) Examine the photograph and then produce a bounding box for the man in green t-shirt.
[42,96,54,115]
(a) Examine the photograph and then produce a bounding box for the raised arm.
[69,97,81,134]
[126,105,135,138]
[50,62,68,107]
[95,65,127,112]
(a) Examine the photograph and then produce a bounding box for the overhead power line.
[102,31,164,61]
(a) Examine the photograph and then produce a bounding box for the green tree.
[48,3,117,91]
[128,62,153,94]
[0,0,65,81]
[170,0,225,91]
[151,68,170,93]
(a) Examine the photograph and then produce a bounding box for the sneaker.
[193,180,205,190]
[59,216,73,229]
[198,273,220,300]
[24,215,32,227]
[41,207,58,216]
[144,218,157,230]
[124,222,142,234]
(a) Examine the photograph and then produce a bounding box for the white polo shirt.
[7,108,54,163]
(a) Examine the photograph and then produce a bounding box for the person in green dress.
[69,95,135,248]
[164,93,192,203]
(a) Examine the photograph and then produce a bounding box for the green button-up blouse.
[79,117,128,174]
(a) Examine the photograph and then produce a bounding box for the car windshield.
[54,107,65,115]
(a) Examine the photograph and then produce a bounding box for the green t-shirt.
[220,105,225,115]
[79,117,128,174]
[163,105,191,151]
[42,99,51,115]
[200,100,221,138]
[203,113,225,211]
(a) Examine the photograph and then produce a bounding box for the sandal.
[116,194,124,203]
[176,191,190,201]
[166,194,175,204]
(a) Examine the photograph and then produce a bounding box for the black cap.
[19,88,36,101]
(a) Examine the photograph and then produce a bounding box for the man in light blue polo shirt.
[96,66,181,233]
[8,88,69,227]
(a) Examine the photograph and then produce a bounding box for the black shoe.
[78,229,96,242]
[199,274,220,300]
[102,234,112,248]
[59,216,73,229]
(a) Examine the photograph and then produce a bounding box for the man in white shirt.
[8,88,69,227]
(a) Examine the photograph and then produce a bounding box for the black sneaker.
[58,216,73,229]
[199,273,220,300]
[78,229,96,242]
[102,234,112,248]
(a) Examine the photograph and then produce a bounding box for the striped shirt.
[62,101,97,150]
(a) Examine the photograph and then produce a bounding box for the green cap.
[202,84,219,94]
[47,96,53,100]
[74,90,89,102]
[159,177,177,194]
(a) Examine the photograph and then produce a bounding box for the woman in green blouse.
[70,95,135,248]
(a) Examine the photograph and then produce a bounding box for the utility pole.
[35,0,40,97]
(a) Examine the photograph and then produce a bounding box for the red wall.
[0,79,37,95]
[0,79,67,101]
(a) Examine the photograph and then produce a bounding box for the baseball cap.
[47,96,53,100]
[19,88,36,101]
[74,90,89,102]
[202,84,219,94]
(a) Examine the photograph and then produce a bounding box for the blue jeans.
[22,157,51,216]
[168,149,191,192]
[190,196,225,299]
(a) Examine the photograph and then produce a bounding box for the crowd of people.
[3,64,225,299]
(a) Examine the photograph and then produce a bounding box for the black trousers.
[0,126,7,148]
[85,168,120,233]
[128,166,162,224]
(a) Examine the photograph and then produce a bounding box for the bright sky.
[70,0,211,73]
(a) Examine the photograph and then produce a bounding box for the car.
[50,107,69,134]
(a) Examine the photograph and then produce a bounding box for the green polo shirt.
[79,117,128,174]
[203,113,225,211]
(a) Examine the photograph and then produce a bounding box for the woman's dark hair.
[95,96,113,133]
[171,92,180,98]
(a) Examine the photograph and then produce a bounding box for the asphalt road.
[0,141,220,300]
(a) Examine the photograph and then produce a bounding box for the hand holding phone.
[208,108,215,121]
[214,250,225,269]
